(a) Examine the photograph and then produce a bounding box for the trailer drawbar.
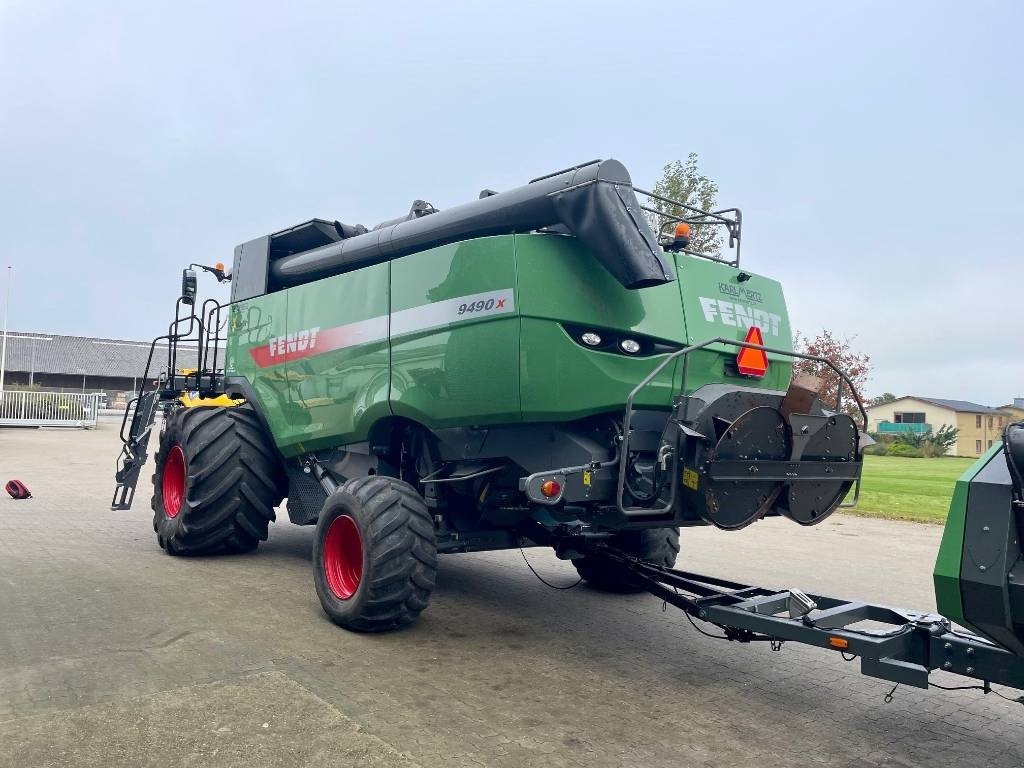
[542,422,1024,702]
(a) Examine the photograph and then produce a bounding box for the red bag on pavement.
[4,480,31,499]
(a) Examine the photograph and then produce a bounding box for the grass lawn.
[842,454,978,524]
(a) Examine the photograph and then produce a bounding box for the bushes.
[865,424,960,459]
[888,442,924,458]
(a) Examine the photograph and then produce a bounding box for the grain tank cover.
[267,159,674,291]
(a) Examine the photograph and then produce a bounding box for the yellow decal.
[682,468,700,491]
[582,470,592,487]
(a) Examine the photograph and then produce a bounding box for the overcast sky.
[0,1,1020,404]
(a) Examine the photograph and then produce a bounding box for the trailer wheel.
[313,476,437,632]
[151,405,285,555]
[573,526,680,593]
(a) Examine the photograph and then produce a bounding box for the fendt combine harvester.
[114,159,1024,701]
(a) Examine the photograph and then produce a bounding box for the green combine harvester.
[113,158,1024,698]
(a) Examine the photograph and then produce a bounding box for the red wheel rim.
[162,444,186,519]
[323,514,363,600]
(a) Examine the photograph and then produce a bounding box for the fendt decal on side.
[249,319,390,367]
[698,296,783,335]
[247,289,515,368]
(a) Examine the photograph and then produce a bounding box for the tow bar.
[596,546,1024,697]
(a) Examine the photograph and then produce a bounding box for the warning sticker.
[682,468,700,491]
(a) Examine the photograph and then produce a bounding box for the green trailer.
[112,159,1024,700]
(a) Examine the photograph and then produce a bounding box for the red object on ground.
[5,480,32,499]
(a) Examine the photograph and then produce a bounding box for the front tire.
[573,526,680,592]
[313,476,437,632]
[152,405,285,555]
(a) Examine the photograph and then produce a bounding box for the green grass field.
[842,455,976,524]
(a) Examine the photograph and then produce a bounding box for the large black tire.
[313,476,437,632]
[152,405,285,555]
[573,526,680,593]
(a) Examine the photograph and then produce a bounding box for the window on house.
[998,416,1003,427]
[894,412,926,424]
[988,416,994,429]
[976,415,982,428]
[989,440,994,448]
[976,440,983,453]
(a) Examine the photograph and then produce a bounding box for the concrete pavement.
[1,424,1022,767]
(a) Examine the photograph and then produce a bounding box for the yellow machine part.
[179,392,240,408]
[176,369,241,408]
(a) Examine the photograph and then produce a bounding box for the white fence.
[0,390,102,428]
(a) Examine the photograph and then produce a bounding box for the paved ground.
[1,425,1022,768]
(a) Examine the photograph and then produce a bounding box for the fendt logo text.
[698,297,783,336]
[268,327,320,358]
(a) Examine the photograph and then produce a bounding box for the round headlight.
[619,339,641,354]
[581,332,603,347]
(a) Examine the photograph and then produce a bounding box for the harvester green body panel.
[225,233,794,457]
[934,440,1024,657]
[390,237,521,428]
[675,255,794,395]
[932,454,990,628]
[516,234,687,420]
[283,262,391,451]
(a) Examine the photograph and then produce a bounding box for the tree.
[648,153,722,256]
[924,424,960,457]
[793,330,871,422]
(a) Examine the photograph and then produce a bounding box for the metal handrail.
[616,336,868,516]
[633,186,743,267]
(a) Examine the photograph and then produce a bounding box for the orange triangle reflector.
[736,326,769,377]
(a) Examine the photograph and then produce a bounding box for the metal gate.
[0,391,101,428]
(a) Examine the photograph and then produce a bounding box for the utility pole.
[0,266,10,398]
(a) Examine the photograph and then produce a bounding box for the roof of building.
[913,397,1000,414]
[866,395,999,414]
[1,331,200,379]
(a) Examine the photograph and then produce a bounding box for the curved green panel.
[934,444,1005,627]
[279,261,390,453]
[520,318,680,420]
[225,292,293,437]
[390,237,521,428]
[515,233,688,343]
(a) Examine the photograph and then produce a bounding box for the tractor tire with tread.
[152,405,285,555]
[313,475,437,632]
[573,526,680,592]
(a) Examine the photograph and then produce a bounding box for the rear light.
[736,326,769,377]
[540,479,562,498]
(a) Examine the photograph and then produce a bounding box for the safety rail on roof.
[634,187,743,267]
[0,390,102,428]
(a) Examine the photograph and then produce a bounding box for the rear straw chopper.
[108,158,1024,703]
